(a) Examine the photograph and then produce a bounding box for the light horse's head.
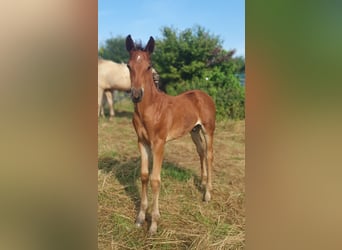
[125,35,155,103]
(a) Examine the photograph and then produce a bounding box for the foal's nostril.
[131,88,143,103]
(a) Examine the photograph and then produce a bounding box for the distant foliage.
[231,56,245,74]
[153,26,245,120]
[167,66,245,120]
[98,36,128,63]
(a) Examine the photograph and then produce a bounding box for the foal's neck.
[135,72,162,112]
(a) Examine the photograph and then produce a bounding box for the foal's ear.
[126,35,135,52]
[144,36,155,54]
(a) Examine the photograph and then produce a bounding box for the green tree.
[153,26,245,119]
[232,56,245,73]
[153,26,225,90]
[98,36,129,63]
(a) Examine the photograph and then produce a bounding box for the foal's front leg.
[136,141,150,227]
[149,140,164,234]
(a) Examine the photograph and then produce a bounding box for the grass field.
[98,99,245,249]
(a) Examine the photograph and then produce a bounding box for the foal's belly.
[166,121,200,142]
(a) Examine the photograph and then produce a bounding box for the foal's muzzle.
[131,87,143,103]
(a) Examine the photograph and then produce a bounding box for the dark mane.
[131,40,146,51]
[135,41,144,50]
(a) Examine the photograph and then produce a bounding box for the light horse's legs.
[136,141,150,227]
[149,139,164,234]
[104,90,115,117]
[100,92,106,116]
[98,87,104,117]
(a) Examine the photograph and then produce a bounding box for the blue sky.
[98,0,245,57]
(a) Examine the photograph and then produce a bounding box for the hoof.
[203,191,211,202]
[148,222,158,235]
[135,222,143,228]
[135,217,145,228]
[149,226,157,235]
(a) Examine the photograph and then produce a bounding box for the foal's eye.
[127,64,131,70]
[147,64,152,70]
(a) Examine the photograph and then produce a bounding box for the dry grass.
[98,99,245,249]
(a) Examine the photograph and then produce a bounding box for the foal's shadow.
[98,156,204,228]
[163,161,204,195]
[98,156,141,213]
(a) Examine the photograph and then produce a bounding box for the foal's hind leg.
[203,131,214,202]
[190,127,208,196]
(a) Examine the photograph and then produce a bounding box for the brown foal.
[126,35,216,234]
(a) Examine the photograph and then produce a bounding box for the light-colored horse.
[98,58,160,118]
[98,58,131,117]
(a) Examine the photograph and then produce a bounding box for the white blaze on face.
[136,55,141,62]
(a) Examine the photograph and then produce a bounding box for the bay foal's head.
[125,35,155,103]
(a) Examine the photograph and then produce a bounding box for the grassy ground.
[98,99,245,249]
